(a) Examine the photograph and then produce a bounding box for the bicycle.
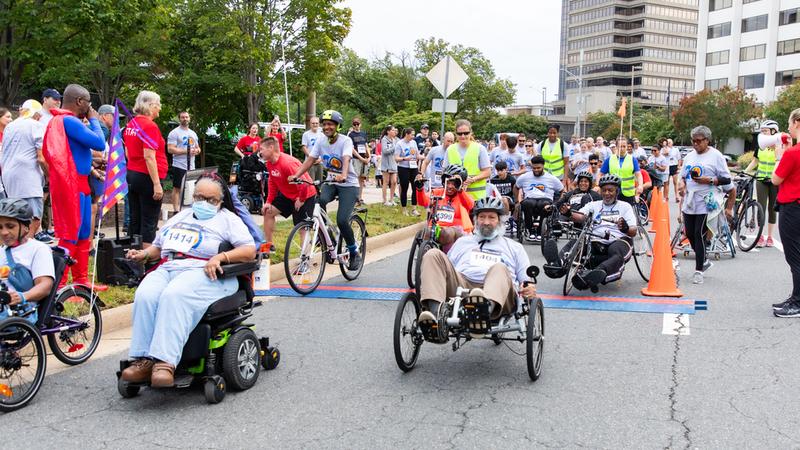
[730,170,765,252]
[406,179,441,293]
[283,179,368,295]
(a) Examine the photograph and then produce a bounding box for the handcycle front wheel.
[736,200,764,252]
[338,214,367,280]
[633,227,654,282]
[47,286,103,365]
[526,297,544,382]
[563,236,585,296]
[393,292,422,372]
[0,317,47,412]
[284,221,327,295]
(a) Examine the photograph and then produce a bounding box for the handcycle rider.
[416,197,537,340]
[288,110,362,270]
[413,164,474,251]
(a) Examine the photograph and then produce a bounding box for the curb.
[99,221,424,334]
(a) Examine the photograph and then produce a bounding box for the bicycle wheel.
[414,240,438,298]
[0,318,46,412]
[633,227,654,282]
[47,286,103,365]
[284,221,326,295]
[406,231,423,289]
[636,200,649,225]
[670,224,684,253]
[538,214,551,254]
[736,200,764,252]
[338,214,367,280]
[526,298,544,382]
[563,235,585,296]
[393,292,422,372]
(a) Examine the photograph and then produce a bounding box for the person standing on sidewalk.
[380,125,399,206]
[167,111,201,213]
[771,109,800,317]
[395,127,421,216]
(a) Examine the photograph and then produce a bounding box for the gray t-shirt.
[310,133,358,187]
[515,171,564,200]
[447,234,531,285]
[395,138,420,169]
[680,147,733,215]
[579,200,638,245]
[648,154,669,181]
[499,150,526,173]
[425,145,447,188]
[1,118,45,198]
[597,146,612,162]
[167,126,199,170]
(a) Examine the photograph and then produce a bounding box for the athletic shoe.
[348,253,362,271]
[581,269,607,289]
[525,232,540,243]
[757,236,767,248]
[766,237,775,247]
[46,229,56,238]
[774,300,800,318]
[389,201,397,206]
[773,297,798,310]
[411,208,420,217]
[34,232,54,244]
[418,310,436,323]
[542,239,561,266]
[702,260,713,273]
[692,271,704,285]
[383,202,392,207]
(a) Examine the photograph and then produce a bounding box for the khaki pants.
[419,249,516,318]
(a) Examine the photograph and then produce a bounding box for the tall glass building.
[557,0,700,112]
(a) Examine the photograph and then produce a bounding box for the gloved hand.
[413,179,425,190]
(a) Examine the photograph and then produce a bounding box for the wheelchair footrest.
[174,374,194,388]
[462,296,492,335]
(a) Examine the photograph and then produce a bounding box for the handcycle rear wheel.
[736,200,764,252]
[633,227,654,282]
[414,240,437,298]
[0,317,46,412]
[47,286,103,365]
[393,293,422,372]
[526,298,544,382]
[563,236,585,296]
[406,231,423,289]
[338,214,367,280]
[284,221,327,295]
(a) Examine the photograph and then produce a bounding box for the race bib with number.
[569,195,584,206]
[409,152,418,169]
[469,249,502,270]
[357,144,367,156]
[436,206,455,224]
[162,224,203,254]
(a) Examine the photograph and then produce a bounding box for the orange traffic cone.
[642,188,683,297]
[648,188,662,233]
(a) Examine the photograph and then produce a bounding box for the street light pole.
[629,65,641,138]
[577,49,584,137]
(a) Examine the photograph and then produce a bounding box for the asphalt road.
[6,203,799,449]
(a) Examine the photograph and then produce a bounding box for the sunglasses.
[590,162,599,165]
[456,131,470,136]
[525,144,533,148]
[352,122,361,126]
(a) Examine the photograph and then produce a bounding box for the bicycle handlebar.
[730,169,758,179]
[289,178,339,186]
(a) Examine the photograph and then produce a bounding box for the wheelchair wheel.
[526,298,544,382]
[636,200,649,225]
[736,200,764,252]
[204,375,226,404]
[222,328,261,391]
[338,214,367,280]
[47,286,103,365]
[633,227,654,282]
[406,231,422,289]
[393,293,422,372]
[117,378,140,399]
[539,215,554,255]
[285,221,326,295]
[0,318,46,412]
[563,236,585,296]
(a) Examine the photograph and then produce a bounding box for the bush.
[737,151,754,170]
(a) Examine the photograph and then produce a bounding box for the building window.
[738,74,765,89]
[742,15,768,33]
[778,38,800,56]
[743,0,760,4]
[705,78,728,90]
[780,8,800,26]
[709,0,731,12]
[706,50,729,66]
[613,48,643,58]
[776,69,800,86]
[707,22,731,39]
[740,44,766,61]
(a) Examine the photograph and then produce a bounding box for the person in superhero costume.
[42,84,108,290]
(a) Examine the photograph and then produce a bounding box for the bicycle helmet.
[441,164,467,189]
[760,119,780,134]
[320,110,344,130]
[598,174,621,188]
[0,198,33,225]
[576,170,594,186]
[472,196,507,217]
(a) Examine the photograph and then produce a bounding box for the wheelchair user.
[545,174,638,290]
[414,164,474,251]
[515,155,564,242]
[120,172,256,388]
[0,198,55,323]
[416,197,537,338]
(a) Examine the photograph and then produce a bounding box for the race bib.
[162,224,202,254]
[470,249,502,270]
[569,195,584,206]
[323,155,343,173]
[436,206,455,223]
[357,144,366,155]
[409,151,418,169]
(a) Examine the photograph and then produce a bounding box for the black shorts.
[171,167,187,189]
[272,194,316,224]
[669,165,678,176]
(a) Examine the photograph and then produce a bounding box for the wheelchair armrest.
[220,261,259,278]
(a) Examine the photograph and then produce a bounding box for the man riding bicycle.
[414,164,474,251]
[416,197,536,339]
[290,110,361,270]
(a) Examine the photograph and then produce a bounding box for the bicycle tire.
[539,213,553,255]
[633,227,654,282]
[0,317,46,412]
[338,214,367,280]
[563,234,586,296]
[406,231,423,289]
[393,292,422,372]
[526,298,544,382]
[47,286,103,365]
[736,200,764,252]
[414,240,438,298]
[284,221,326,295]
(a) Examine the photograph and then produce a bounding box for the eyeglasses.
[691,138,707,144]
[456,131,470,136]
[193,194,222,205]
[590,162,599,165]
[352,122,361,126]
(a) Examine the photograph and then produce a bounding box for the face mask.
[192,200,219,220]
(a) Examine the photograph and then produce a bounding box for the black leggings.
[779,202,800,299]
[683,213,707,271]
[127,170,163,244]
[521,198,551,231]
[397,167,418,207]
[592,240,632,278]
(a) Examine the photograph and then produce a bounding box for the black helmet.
[441,164,467,189]
[576,170,594,186]
[0,198,33,224]
[598,174,621,188]
[320,110,344,130]
[473,196,507,217]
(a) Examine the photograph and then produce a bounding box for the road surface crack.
[666,314,691,450]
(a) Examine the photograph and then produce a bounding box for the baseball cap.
[98,104,115,115]
[42,88,62,100]
[20,99,42,119]
[420,124,429,129]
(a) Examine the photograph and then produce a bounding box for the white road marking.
[662,313,690,335]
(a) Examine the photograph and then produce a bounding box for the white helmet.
[760,119,780,133]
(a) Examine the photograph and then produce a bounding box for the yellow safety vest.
[609,153,636,197]
[541,138,565,178]
[447,142,486,200]
[757,148,776,180]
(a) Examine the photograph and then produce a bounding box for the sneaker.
[383,202,392,207]
[121,358,154,383]
[582,269,607,288]
[757,236,767,248]
[766,237,775,247]
[773,297,797,310]
[418,310,436,323]
[389,201,397,206]
[774,300,800,318]
[572,272,589,290]
[34,231,54,244]
[525,232,540,243]
[348,253,362,271]
[692,271,704,285]
[702,259,713,273]
[411,208,420,217]
[403,209,409,216]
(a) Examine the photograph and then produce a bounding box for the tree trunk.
[305,87,316,127]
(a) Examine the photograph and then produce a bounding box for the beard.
[476,222,505,240]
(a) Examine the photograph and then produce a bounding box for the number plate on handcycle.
[436,208,455,223]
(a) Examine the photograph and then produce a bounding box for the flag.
[617,97,627,118]
[100,101,128,216]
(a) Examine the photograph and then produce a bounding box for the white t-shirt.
[447,234,530,285]
[648,154,669,180]
[571,150,591,175]
[425,146,447,188]
[579,200,637,245]
[395,138,419,169]
[667,146,681,166]
[597,146,612,162]
[631,147,647,160]
[302,129,325,162]
[515,171,564,200]
[0,239,56,292]
[499,150,526,173]
[154,208,255,270]
[1,118,45,198]
[310,134,358,187]
[680,147,733,215]
[167,126,200,170]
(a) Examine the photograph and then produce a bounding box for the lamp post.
[629,65,642,138]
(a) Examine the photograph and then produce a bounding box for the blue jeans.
[128,266,238,366]
[318,184,359,250]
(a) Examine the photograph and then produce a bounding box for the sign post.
[425,55,468,139]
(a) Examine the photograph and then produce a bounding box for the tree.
[373,101,455,136]
[470,111,548,141]
[673,86,761,149]
[586,111,620,139]
[764,80,800,131]
[636,109,677,145]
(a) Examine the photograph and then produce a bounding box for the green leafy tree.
[373,101,454,136]
[764,80,800,131]
[636,109,677,145]
[586,111,620,139]
[471,111,548,141]
[673,86,762,149]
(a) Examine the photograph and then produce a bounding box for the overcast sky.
[340,0,562,107]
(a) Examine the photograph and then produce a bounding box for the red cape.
[42,109,81,242]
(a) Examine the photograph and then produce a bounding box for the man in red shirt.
[258,136,316,245]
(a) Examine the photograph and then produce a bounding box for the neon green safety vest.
[609,153,636,197]
[757,147,776,180]
[447,142,486,200]
[541,138,565,178]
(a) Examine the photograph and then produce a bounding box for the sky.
[340,0,562,107]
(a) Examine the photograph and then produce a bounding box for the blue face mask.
[192,200,219,220]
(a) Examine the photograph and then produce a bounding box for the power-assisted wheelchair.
[115,249,280,404]
[393,266,544,381]
[0,246,103,412]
